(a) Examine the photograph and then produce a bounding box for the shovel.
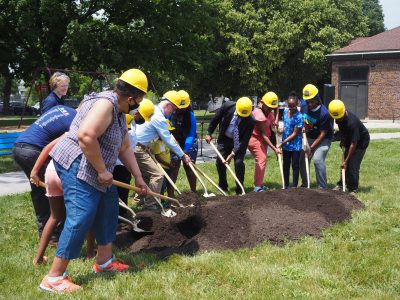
[112,179,176,217]
[146,149,182,195]
[169,135,215,198]
[302,132,310,188]
[188,162,216,197]
[273,128,285,189]
[151,196,177,218]
[118,199,153,232]
[118,215,150,233]
[192,164,227,196]
[209,141,245,195]
[277,151,285,189]
[112,179,185,209]
[341,147,346,192]
[32,180,150,232]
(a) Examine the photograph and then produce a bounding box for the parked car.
[9,101,36,115]
[63,98,80,109]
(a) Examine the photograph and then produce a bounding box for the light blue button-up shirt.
[116,120,136,166]
[134,104,184,157]
[225,112,239,139]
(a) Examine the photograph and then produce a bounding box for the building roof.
[327,27,400,61]
[335,26,400,53]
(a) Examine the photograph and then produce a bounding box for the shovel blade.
[203,192,216,198]
[161,209,177,218]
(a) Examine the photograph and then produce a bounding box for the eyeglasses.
[288,105,297,109]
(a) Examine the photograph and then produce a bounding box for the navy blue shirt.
[337,111,370,149]
[300,99,333,140]
[41,91,64,114]
[16,105,76,149]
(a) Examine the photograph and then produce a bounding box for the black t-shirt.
[300,99,333,140]
[337,111,370,149]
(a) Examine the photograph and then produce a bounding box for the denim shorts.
[54,156,118,259]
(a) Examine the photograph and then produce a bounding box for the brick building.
[327,27,400,120]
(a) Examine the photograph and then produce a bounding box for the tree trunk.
[2,70,13,115]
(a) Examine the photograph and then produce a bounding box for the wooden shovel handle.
[209,141,245,195]
[146,149,182,195]
[302,132,310,188]
[193,164,227,196]
[33,178,182,207]
[272,127,285,189]
[187,162,209,194]
[112,179,181,205]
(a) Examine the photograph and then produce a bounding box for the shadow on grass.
[73,251,161,286]
[358,185,373,193]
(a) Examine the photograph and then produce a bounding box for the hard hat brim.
[266,103,278,108]
[237,111,252,117]
[303,94,316,101]
[329,111,345,119]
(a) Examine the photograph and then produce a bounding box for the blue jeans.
[300,138,331,188]
[54,156,118,259]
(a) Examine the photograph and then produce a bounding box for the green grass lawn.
[0,139,399,298]
[0,116,37,127]
[367,128,400,134]
[0,155,21,173]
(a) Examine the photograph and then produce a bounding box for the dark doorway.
[339,67,368,119]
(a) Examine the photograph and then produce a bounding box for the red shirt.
[251,107,275,140]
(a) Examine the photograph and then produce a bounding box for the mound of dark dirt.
[115,189,364,257]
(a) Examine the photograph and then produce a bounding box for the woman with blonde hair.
[41,72,70,114]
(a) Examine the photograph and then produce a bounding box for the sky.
[380,0,400,29]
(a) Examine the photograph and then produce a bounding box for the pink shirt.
[251,108,275,140]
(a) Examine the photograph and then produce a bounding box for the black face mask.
[135,118,145,125]
[129,101,139,112]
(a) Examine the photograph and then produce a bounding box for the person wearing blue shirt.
[168,90,198,197]
[41,72,70,114]
[133,90,191,207]
[13,105,76,238]
[299,84,333,189]
[277,93,303,188]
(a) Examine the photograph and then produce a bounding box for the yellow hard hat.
[236,97,253,117]
[302,84,318,100]
[138,98,155,121]
[328,99,345,119]
[163,90,186,109]
[119,69,148,93]
[125,114,134,129]
[178,90,190,108]
[261,92,279,108]
[166,119,175,131]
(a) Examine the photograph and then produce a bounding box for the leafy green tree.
[198,0,369,100]
[362,0,385,36]
[0,0,109,112]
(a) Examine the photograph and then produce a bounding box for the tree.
[0,0,109,112]
[362,0,385,36]
[196,0,369,100]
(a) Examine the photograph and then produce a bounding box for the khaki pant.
[135,145,164,202]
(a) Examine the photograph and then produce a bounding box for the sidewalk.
[1,130,399,197]
[0,171,31,196]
